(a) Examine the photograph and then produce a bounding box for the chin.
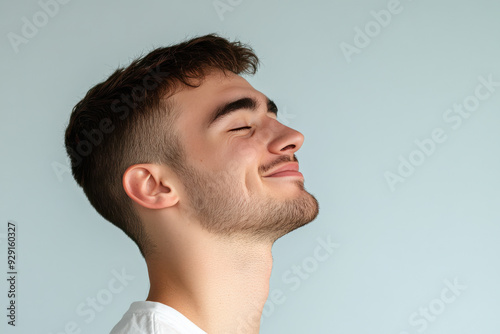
[272,192,320,240]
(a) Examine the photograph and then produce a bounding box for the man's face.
[169,70,319,242]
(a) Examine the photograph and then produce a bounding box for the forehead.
[170,70,263,127]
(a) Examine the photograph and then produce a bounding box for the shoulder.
[109,301,206,334]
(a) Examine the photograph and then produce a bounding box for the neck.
[146,230,273,334]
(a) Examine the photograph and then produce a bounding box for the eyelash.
[229,126,252,132]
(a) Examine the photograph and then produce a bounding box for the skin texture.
[122,69,319,333]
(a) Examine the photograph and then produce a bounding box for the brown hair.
[64,34,259,258]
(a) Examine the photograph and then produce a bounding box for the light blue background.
[1,0,500,333]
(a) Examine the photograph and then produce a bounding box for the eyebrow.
[207,97,278,128]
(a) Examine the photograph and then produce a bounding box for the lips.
[263,162,303,178]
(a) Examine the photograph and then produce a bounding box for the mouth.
[265,170,304,178]
[263,162,304,178]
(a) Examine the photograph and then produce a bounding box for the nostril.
[280,144,295,151]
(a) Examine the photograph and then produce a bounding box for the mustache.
[259,154,298,175]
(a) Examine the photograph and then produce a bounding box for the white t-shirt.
[109,301,207,334]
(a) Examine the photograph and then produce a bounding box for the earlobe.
[122,164,179,209]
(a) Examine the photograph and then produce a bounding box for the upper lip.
[263,162,299,177]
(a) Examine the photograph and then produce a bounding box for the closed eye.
[229,126,252,132]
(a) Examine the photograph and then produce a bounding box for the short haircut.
[64,34,259,258]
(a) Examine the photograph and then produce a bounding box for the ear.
[122,164,179,209]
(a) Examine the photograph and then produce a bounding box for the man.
[65,34,319,334]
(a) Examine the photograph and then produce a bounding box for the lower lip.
[266,171,304,178]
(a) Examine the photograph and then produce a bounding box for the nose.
[266,119,305,156]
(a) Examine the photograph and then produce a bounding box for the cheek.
[233,144,264,189]
[225,144,259,182]
[232,142,259,164]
